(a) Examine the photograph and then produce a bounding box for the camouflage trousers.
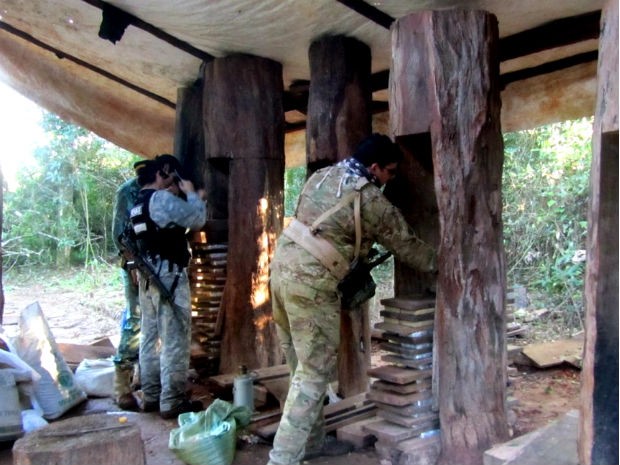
[138,261,191,411]
[113,268,140,371]
[267,272,341,465]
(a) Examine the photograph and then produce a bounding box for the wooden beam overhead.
[501,50,598,89]
[2,2,602,134]
[335,0,395,29]
[0,20,176,109]
[284,9,601,128]
[80,0,214,63]
[499,10,601,62]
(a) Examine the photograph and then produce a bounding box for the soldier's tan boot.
[114,365,138,411]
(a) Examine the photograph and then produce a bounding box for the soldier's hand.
[178,179,196,194]
[130,269,139,286]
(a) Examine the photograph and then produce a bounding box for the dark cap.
[133,159,149,173]
[154,154,184,178]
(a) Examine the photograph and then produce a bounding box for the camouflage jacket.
[271,164,436,289]
[149,189,206,231]
[112,177,141,252]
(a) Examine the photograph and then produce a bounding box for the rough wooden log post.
[306,35,372,175]
[203,54,284,373]
[579,1,619,464]
[383,135,439,296]
[177,75,229,220]
[174,78,207,190]
[306,35,373,397]
[431,11,508,464]
[392,10,509,464]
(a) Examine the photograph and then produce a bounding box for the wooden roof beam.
[335,0,394,29]
[0,20,175,108]
[80,0,214,63]
[500,50,598,89]
[499,10,601,61]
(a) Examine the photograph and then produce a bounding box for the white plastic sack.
[75,358,115,398]
[0,332,42,413]
[13,302,87,420]
[0,347,41,384]
[21,409,48,433]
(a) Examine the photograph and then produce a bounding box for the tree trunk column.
[391,11,508,465]
[203,54,285,373]
[174,79,207,191]
[306,35,372,174]
[306,35,372,397]
[579,1,619,464]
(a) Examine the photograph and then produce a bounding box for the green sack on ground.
[169,399,252,465]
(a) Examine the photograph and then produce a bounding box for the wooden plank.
[324,393,369,417]
[381,354,433,369]
[337,417,383,449]
[374,321,433,337]
[372,378,432,394]
[380,309,434,323]
[90,337,115,349]
[252,393,374,440]
[379,341,432,358]
[57,343,115,368]
[260,378,290,409]
[326,409,377,432]
[522,336,584,369]
[209,364,289,388]
[362,419,421,445]
[250,408,282,429]
[377,409,439,428]
[327,403,376,424]
[383,332,434,346]
[367,388,432,407]
[375,400,434,417]
[367,365,432,384]
[382,317,434,330]
[380,296,436,312]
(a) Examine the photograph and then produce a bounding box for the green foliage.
[284,165,306,217]
[2,109,594,340]
[3,112,140,269]
[503,118,592,332]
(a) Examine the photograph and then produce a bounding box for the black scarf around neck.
[337,157,380,187]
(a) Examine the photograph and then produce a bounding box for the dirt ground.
[0,281,581,465]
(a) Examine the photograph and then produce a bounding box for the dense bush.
[281,120,593,333]
[503,118,592,333]
[2,113,139,270]
[3,112,592,335]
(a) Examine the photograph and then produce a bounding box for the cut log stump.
[13,413,145,465]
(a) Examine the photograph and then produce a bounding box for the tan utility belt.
[283,219,349,280]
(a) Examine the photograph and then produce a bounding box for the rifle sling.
[283,219,349,280]
[286,177,369,280]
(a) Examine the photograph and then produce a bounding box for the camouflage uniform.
[268,163,435,465]
[111,177,141,399]
[136,189,206,411]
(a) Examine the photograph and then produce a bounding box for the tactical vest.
[130,189,190,267]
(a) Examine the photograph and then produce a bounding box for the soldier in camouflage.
[130,154,207,419]
[111,160,147,411]
[267,134,436,465]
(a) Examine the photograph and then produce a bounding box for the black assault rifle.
[118,229,179,307]
[337,248,392,310]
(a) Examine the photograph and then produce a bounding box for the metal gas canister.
[233,365,256,411]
